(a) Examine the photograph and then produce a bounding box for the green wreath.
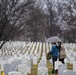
[47,52,52,60]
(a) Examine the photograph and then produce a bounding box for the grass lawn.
[28,65,38,75]
[28,61,73,75]
[47,60,57,75]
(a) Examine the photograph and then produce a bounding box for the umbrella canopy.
[46,36,62,43]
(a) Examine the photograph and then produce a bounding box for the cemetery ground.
[28,60,73,75]
[0,42,75,75]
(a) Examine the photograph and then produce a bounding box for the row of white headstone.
[64,43,76,64]
[0,42,44,75]
[0,41,76,75]
[56,43,76,75]
[37,42,48,75]
[58,63,76,75]
[0,53,33,74]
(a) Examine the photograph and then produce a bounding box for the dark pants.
[59,58,65,64]
[52,57,57,70]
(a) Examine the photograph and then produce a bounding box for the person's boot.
[55,69,58,74]
[52,69,54,74]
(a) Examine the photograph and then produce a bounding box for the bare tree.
[25,0,61,41]
[25,4,44,41]
[0,0,35,48]
[57,0,76,42]
[39,0,61,38]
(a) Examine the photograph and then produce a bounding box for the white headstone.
[22,61,31,74]
[29,54,33,69]
[33,56,37,65]
[70,57,74,64]
[63,70,76,75]
[55,60,62,70]
[8,71,21,75]
[74,56,76,61]
[58,64,67,75]
[64,58,69,64]
[37,67,48,75]
[0,50,2,56]
[4,63,12,75]
[41,56,47,63]
[40,60,47,64]
[73,62,76,72]
[18,64,28,75]
[38,62,46,68]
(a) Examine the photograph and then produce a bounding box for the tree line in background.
[0,0,76,48]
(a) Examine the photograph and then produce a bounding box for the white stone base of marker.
[8,71,21,75]
[37,67,48,75]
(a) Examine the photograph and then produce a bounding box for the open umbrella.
[46,36,62,43]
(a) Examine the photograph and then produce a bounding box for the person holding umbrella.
[46,36,61,74]
[47,42,60,74]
